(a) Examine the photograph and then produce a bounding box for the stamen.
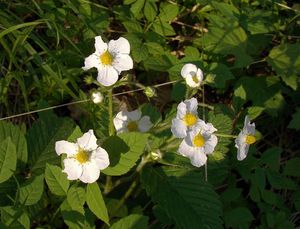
[127,121,138,132]
[100,51,113,65]
[183,113,197,127]
[193,134,205,147]
[76,148,89,164]
[245,135,256,145]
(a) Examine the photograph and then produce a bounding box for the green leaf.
[67,185,86,214]
[130,0,145,17]
[27,113,75,174]
[158,3,179,21]
[288,108,300,130]
[110,214,148,229]
[153,19,175,36]
[86,182,109,225]
[224,207,254,228]
[144,0,157,22]
[141,166,223,229]
[1,206,30,229]
[268,43,300,90]
[208,63,235,88]
[19,174,44,205]
[132,42,149,63]
[102,133,148,176]
[45,164,70,196]
[0,138,16,183]
[0,121,27,167]
[266,170,297,190]
[284,158,300,177]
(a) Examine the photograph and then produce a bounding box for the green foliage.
[0,0,299,228]
[86,182,109,225]
[141,166,223,228]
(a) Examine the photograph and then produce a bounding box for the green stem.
[215,133,237,138]
[108,89,114,136]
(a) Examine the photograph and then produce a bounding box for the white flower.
[91,92,103,104]
[55,130,110,183]
[178,120,218,167]
[113,109,153,133]
[181,63,203,88]
[235,116,256,161]
[171,97,199,138]
[82,36,133,87]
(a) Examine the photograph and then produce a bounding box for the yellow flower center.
[183,113,197,127]
[76,148,89,164]
[193,134,205,147]
[100,51,113,65]
[127,121,138,132]
[192,75,199,84]
[245,135,256,145]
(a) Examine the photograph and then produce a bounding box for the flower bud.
[144,86,157,98]
[91,92,103,104]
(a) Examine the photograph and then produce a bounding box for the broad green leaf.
[106,198,128,218]
[1,206,30,229]
[60,199,94,229]
[268,43,300,90]
[158,3,179,21]
[0,121,27,167]
[141,166,223,229]
[110,214,148,229]
[224,207,254,229]
[288,108,300,130]
[0,138,17,183]
[153,19,175,36]
[67,185,86,214]
[102,133,148,176]
[261,147,282,171]
[144,0,157,22]
[132,41,149,63]
[284,158,300,177]
[208,62,235,88]
[266,170,297,190]
[130,0,145,17]
[27,113,75,174]
[45,164,70,196]
[86,182,109,225]
[67,126,83,142]
[19,174,44,205]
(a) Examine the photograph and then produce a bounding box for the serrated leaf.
[1,206,30,229]
[27,114,75,174]
[102,133,148,176]
[0,121,27,167]
[224,207,254,228]
[159,3,179,21]
[132,42,149,63]
[86,182,109,225]
[45,164,70,196]
[141,166,223,229]
[0,138,16,183]
[67,185,86,214]
[288,108,300,130]
[153,19,175,36]
[130,0,145,17]
[19,174,44,205]
[208,62,234,88]
[268,43,300,90]
[110,214,148,229]
[144,0,157,22]
[284,158,300,177]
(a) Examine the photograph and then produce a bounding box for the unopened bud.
[84,76,94,85]
[144,87,157,98]
[204,74,216,84]
[150,150,162,161]
[91,92,103,104]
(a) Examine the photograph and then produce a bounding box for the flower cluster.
[171,98,218,167]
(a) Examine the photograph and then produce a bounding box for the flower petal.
[95,36,108,54]
[82,54,99,71]
[185,76,200,88]
[190,152,207,167]
[80,161,100,183]
[97,66,119,87]
[91,147,110,170]
[244,116,256,135]
[236,143,249,161]
[171,118,187,138]
[126,110,142,121]
[55,141,78,156]
[196,68,203,82]
[112,54,133,74]
[108,37,130,55]
[204,134,218,154]
[181,63,197,78]
[178,138,196,158]
[77,130,98,151]
[176,101,187,119]
[186,97,198,114]
[113,111,129,133]
[62,158,82,180]
[138,116,153,132]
